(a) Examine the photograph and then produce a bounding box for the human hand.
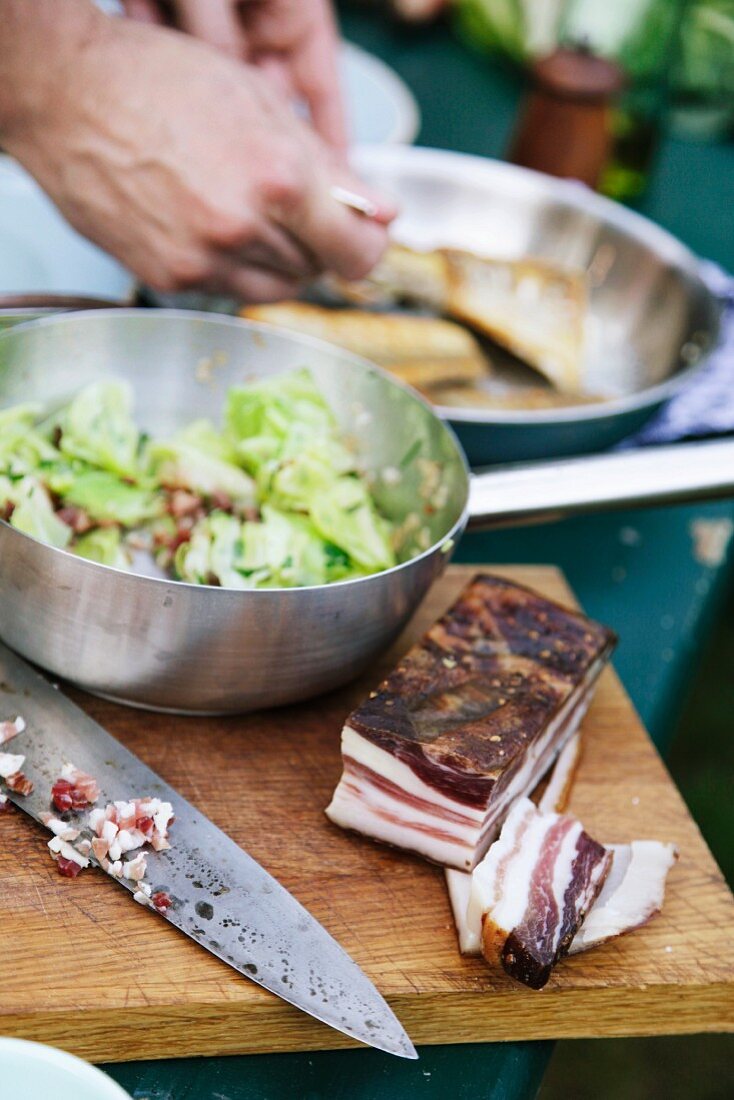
[2,8,393,300]
[122,0,348,151]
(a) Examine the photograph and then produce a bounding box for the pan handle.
[467,439,734,529]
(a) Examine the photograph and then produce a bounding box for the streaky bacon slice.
[448,835,677,969]
[569,840,678,954]
[326,574,615,870]
[467,797,611,988]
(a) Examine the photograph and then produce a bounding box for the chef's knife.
[0,641,417,1060]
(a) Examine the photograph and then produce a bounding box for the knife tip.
[372,1028,419,1060]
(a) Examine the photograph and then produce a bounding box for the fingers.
[286,4,348,152]
[166,0,247,57]
[277,182,391,281]
[210,259,302,304]
[120,0,166,23]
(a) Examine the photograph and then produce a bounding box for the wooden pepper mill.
[509,47,625,190]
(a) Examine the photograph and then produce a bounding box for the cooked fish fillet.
[382,358,486,387]
[241,302,490,387]
[427,385,603,411]
[330,242,588,394]
[443,250,587,394]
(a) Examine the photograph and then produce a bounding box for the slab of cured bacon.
[326,574,615,870]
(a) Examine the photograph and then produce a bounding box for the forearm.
[0,0,106,152]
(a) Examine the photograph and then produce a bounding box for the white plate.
[341,42,420,145]
[0,158,134,301]
[0,1039,130,1100]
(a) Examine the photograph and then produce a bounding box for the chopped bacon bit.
[56,505,93,534]
[48,835,90,875]
[6,771,33,796]
[0,793,12,814]
[0,716,25,746]
[123,852,148,881]
[151,891,172,913]
[0,751,25,779]
[56,855,84,878]
[92,836,109,862]
[52,765,100,812]
[0,501,14,521]
[209,490,233,513]
[40,812,81,841]
[168,489,203,519]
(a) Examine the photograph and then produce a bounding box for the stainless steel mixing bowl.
[1,309,733,714]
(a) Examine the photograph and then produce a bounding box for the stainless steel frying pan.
[0,309,732,714]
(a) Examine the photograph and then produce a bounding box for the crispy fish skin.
[426,385,604,411]
[241,301,491,387]
[442,250,587,395]
[382,358,486,387]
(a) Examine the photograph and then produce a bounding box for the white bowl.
[341,42,420,145]
[0,1039,130,1100]
[0,157,134,300]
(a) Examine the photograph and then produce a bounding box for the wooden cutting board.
[1,566,733,1062]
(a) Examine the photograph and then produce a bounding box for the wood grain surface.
[1,566,732,1062]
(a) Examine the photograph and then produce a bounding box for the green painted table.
[107,9,734,1098]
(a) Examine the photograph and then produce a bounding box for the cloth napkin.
[622,262,734,447]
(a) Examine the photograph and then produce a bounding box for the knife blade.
[0,641,417,1060]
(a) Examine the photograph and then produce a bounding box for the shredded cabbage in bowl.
[0,369,397,588]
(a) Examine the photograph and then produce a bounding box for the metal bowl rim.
[0,307,470,595]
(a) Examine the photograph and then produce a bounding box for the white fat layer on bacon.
[537,732,582,814]
[40,813,81,841]
[445,866,477,953]
[569,840,678,953]
[48,836,89,868]
[0,752,24,779]
[470,798,567,941]
[327,664,600,870]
